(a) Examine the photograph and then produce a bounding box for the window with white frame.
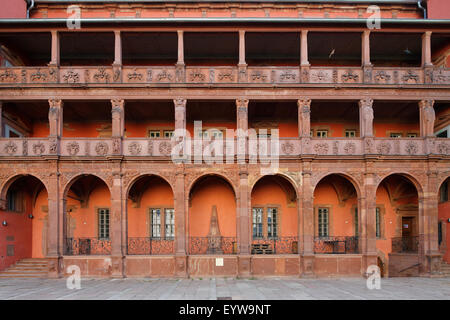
[98,208,110,239]
[318,207,329,238]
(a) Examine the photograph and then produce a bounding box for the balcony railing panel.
[1,66,446,86]
[64,237,112,255]
[60,138,113,157]
[391,236,419,253]
[188,237,238,255]
[251,237,299,254]
[0,138,53,157]
[127,237,175,255]
[314,236,359,254]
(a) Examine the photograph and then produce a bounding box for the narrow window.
[7,189,23,212]
[440,181,449,202]
[354,207,358,237]
[318,208,329,238]
[375,207,381,238]
[164,208,175,239]
[267,207,278,239]
[252,208,263,238]
[98,208,110,239]
[150,208,161,238]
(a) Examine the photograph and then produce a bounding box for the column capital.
[111,98,125,110]
[358,98,374,108]
[297,98,311,109]
[236,99,249,108]
[419,99,434,109]
[48,99,63,109]
[174,98,187,108]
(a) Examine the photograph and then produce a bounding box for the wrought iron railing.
[391,236,419,253]
[188,237,238,255]
[127,237,175,255]
[314,236,359,254]
[64,237,111,255]
[251,237,299,254]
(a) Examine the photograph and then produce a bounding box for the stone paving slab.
[0,277,448,300]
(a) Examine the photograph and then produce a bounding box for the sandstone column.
[419,168,441,276]
[238,30,247,82]
[419,99,435,137]
[422,31,432,67]
[301,160,315,277]
[236,99,249,162]
[176,30,185,83]
[359,98,374,138]
[361,161,378,274]
[49,30,60,67]
[297,98,311,138]
[0,101,3,137]
[300,30,310,83]
[174,99,187,276]
[113,30,122,82]
[111,99,125,155]
[362,30,373,83]
[47,162,61,278]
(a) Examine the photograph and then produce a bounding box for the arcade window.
[318,207,329,238]
[316,130,328,138]
[150,207,175,239]
[376,207,381,238]
[7,189,23,212]
[252,207,278,239]
[407,133,418,138]
[345,130,356,138]
[197,129,225,139]
[98,208,110,239]
[440,181,449,203]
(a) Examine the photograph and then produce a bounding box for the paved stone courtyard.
[0,277,448,300]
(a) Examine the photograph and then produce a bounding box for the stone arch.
[313,172,362,200]
[125,173,174,202]
[250,173,298,205]
[374,172,424,200]
[62,173,112,201]
[0,173,48,202]
[187,173,237,199]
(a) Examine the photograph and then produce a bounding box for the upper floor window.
[4,124,24,138]
[98,208,110,239]
[390,133,402,138]
[149,130,161,138]
[345,130,356,138]
[197,129,225,139]
[407,133,418,138]
[164,130,174,138]
[316,130,328,138]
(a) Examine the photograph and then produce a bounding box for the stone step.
[0,258,49,279]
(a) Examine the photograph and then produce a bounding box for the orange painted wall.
[27,119,422,139]
[66,185,111,238]
[0,190,34,271]
[439,201,450,263]
[375,183,419,264]
[31,188,48,258]
[313,181,357,237]
[189,178,236,237]
[127,179,174,238]
[373,123,420,137]
[251,178,298,236]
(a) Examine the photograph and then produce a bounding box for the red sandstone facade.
[0,0,449,279]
